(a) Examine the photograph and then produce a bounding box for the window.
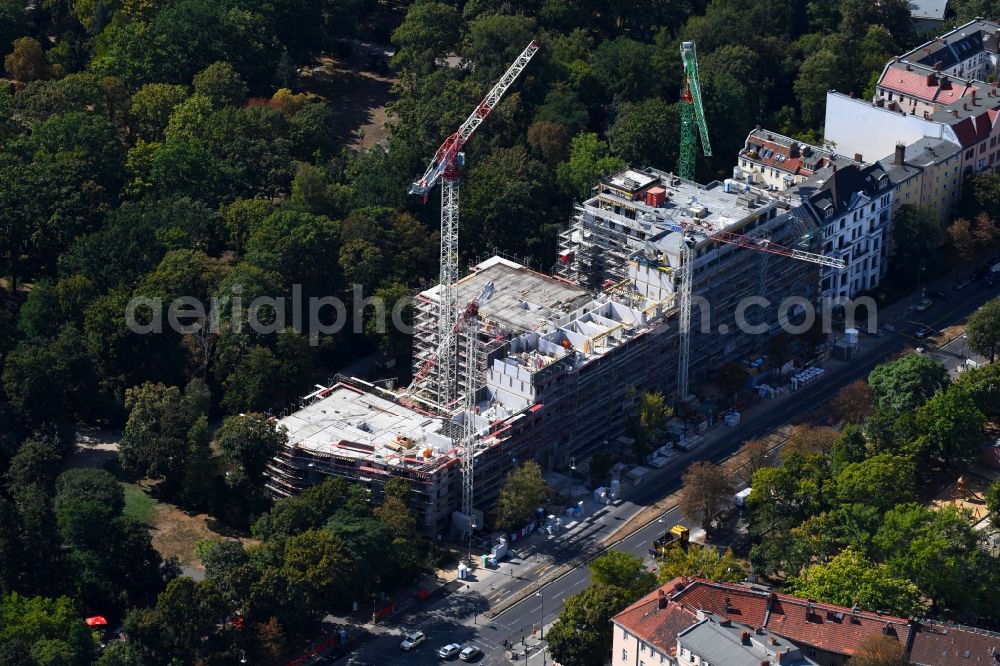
[641,643,646,653]
[622,649,628,662]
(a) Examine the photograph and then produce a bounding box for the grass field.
[122,483,158,525]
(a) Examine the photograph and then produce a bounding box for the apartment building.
[874,19,1000,115]
[791,163,894,299]
[876,143,925,213]
[902,137,963,224]
[612,577,1000,666]
[735,128,851,191]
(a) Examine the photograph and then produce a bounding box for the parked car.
[438,643,461,659]
[460,646,483,662]
[400,631,426,651]
[914,325,933,339]
[953,278,972,290]
[915,298,932,312]
[928,289,947,299]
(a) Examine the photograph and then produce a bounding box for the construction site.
[265,41,848,539]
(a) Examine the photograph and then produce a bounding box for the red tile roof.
[949,110,998,147]
[766,596,910,657]
[612,590,698,655]
[879,68,973,104]
[908,621,1000,666]
[615,578,911,659]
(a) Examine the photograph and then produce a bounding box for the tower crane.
[670,40,845,400]
[679,41,712,181]
[408,40,540,409]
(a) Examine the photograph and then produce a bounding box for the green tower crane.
[679,41,711,180]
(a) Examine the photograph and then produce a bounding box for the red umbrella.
[85,616,108,627]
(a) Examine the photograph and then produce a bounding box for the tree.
[280,528,357,612]
[121,577,227,662]
[987,481,1000,530]
[914,385,985,466]
[794,48,843,127]
[0,593,93,663]
[179,416,218,511]
[129,83,188,140]
[948,218,977,263]
[589,550,655,600]
[4,37,48,82]
[679,461,735,531]
[546,583,634,666]
[495,461,549,533]
[655,544,747,584]
[607,98,678,170]
[588,451,614,487]
[534,84,590,136]
[462,145,562,264]
[832,454,915,512]
[119,382,198,488]
[874,503,990,612]
[526,121,571,169]
[850,634,905,666]
[829,380,876,424]
[631,391,672,456]
[16,281,61,340]
[732,438,770,485]
[890,205,945,282]
[216,413,287,486]
[781,424,839,460]
[556,132,625,201]
[193,61,248,108]
[966,297,1000,363]
[390,1,462,73]
[5,439,63,495]
[867,353,949,413]
[953,360,1000,420]
[830,425,867,472]
[786,547,925,617]
[54,469,124,519]
[972,211,1000,251]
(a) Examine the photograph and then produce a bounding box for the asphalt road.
[331,278,998,666]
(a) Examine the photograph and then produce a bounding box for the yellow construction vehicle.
[650,524,689,557]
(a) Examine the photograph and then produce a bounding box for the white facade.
[613,625,674,666]
[815,186,893,300]
[824,92,960,163]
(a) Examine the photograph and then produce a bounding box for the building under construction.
[269,256,676,536]
[557,167,824,377]
[267,168,829,537]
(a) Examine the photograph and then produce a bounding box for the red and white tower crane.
[408,40,540,409]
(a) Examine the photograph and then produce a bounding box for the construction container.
[645,187,666,207]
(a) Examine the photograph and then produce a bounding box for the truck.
[649,524,689,557]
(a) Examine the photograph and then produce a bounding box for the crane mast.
[679,41,712,181]
[407,40,540,409]
[672,224,846,401]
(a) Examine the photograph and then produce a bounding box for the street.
[328,276,998,666]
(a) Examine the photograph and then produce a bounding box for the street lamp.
[239,650,247,664]
[536,591,544,639]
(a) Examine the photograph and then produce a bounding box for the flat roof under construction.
[279,382,455,469]
[419,257,591,334]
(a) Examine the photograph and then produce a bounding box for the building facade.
[736,128,851,191]
[792,163,894,299]
[613,578,1000,666]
